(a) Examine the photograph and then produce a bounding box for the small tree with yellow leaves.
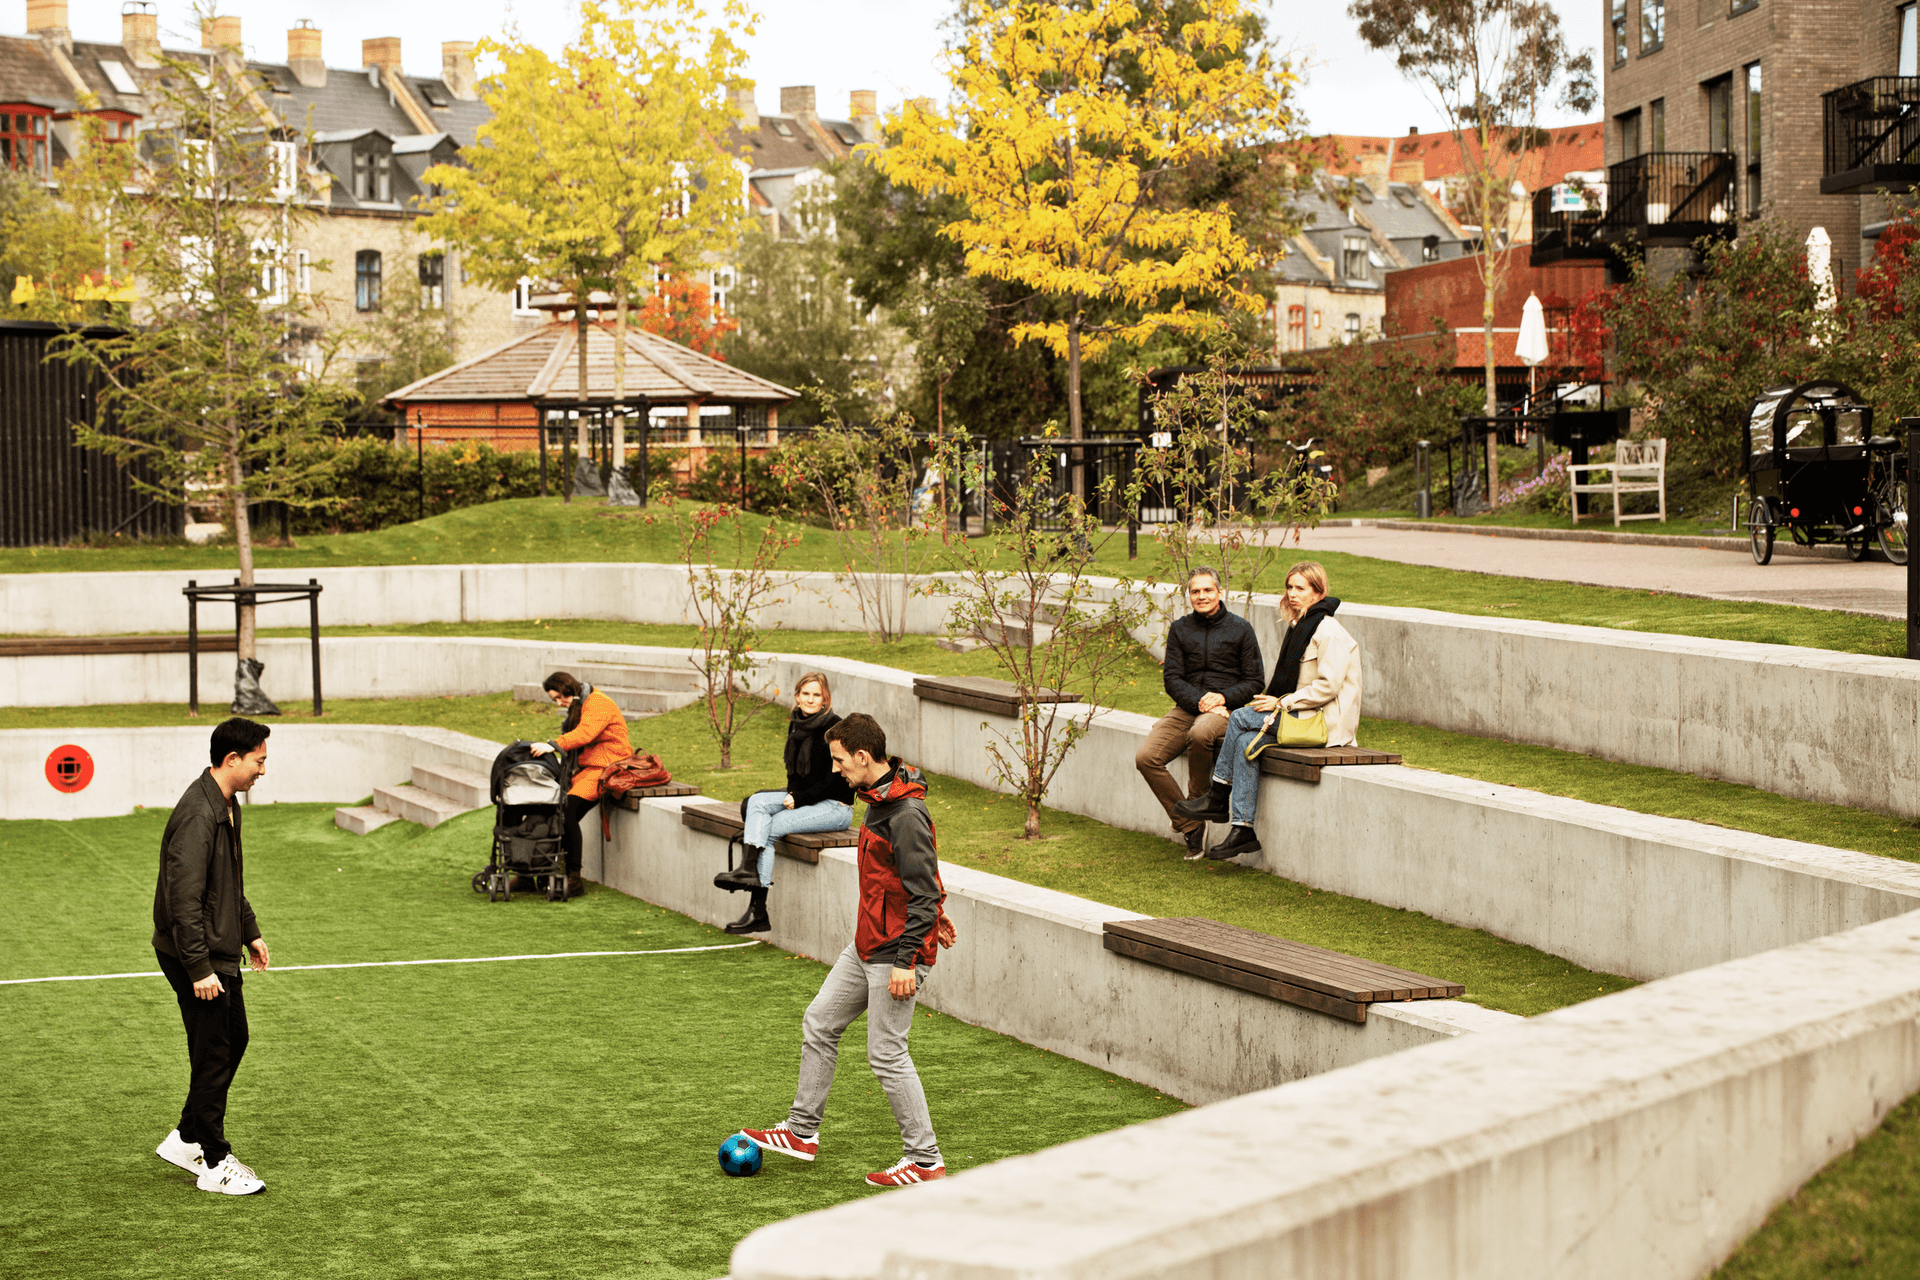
[881,0,1298,496]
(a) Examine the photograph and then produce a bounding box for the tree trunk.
[613,286,628,496]
[1482,257,1500,506]
[1023,796,1041,839]
[229,448,255,661]
[1066,304,1085,504]
[576,281,591,472]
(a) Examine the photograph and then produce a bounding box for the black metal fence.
[1822,76,1920,194]
[0,319,183,547]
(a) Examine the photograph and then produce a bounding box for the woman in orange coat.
[528,671,632,899]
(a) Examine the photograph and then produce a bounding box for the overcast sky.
[32,0,1598,138]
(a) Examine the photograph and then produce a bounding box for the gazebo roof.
[383,322,797,408]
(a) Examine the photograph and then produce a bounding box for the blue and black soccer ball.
[718,1132,763,1178]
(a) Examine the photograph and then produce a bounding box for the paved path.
[1283,524,1908,619]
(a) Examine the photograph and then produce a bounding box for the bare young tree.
[1349,0,1594,501]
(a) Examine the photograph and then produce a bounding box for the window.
[98,58,140,95]
[1903,4,1917,76]
[268,139,297,199]
[1641,0,1665,49]
[1729,0,1757,17]
[351,147,391,202]
[1342,235,1370,282]
[418,253,444,310]
[355,250,382,311]
[1286,304,1306,351]
[255,240,287,304]
[1422,234,1441,262]
[1706,75,1732,153]
[1745,63,1762,212]
[295,249,310,295]
[710,266,736,313]
[1611,0,1629,64]
[1343,313,1362,342]
[1618,108,1642,159]
[1649,98,1666,151]
[511,276,539,316]
[0,106,51,178]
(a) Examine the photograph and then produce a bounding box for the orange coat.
[553,689,633,801]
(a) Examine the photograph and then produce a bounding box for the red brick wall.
[1384,249,1609,335]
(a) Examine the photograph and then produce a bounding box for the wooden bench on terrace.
[911,675,1080,716]
[0,634,238,657]
[679,800,858,865]
[1103,916,1462,1024]
[1254,745,1402,784]
[609,781,701,811]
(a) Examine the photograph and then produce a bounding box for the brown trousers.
[1134,707,1230,834]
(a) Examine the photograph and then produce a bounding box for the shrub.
[288,437,544,533]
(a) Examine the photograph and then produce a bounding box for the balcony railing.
[1822,76,1920,195]
[1529,151,1736,266]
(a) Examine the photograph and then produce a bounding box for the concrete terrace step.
[370,783,477,829]
[510,681,695,716]
[570,661,704,692]
[333,804,400,835]
[413,762,490,809]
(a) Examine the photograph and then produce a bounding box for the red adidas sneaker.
[741,1122,818,1162]
[864,1157,946,1187]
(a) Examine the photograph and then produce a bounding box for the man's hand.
[888,967,918,1000]
[1197,692,1225,714]
[937,913,957,949]
[247,937,270,972]
[192,973,224,1001]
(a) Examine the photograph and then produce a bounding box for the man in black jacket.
[151,717,273,1196]
[1135,566,1265,855]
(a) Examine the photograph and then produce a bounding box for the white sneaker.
[155,1129,206,1175]
[196,1154,265,1195]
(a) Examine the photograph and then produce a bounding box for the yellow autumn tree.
[882,0,1297,477]
[421,0,751,495]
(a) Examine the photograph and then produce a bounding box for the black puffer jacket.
[1162,605,1264,715]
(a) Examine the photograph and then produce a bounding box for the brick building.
[1586,0,1912,288]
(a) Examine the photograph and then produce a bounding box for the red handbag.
[603,751,672,798]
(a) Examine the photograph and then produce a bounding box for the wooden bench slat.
[677,801,858,866]
[1103,932,1368,1023]
[1104,917,1464,1005]
[0,634,240,658]
[911,675,1081,717]
[610,782,701,811]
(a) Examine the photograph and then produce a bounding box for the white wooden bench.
[1570,437,1666,526]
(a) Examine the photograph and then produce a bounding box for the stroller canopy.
[490,741,569,807]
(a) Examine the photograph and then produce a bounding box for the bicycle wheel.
[1749,503,1775,565]
[1880,479,1910,566]
[1845,532,1870,561]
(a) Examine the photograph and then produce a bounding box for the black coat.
[1162,605,1264,715]
[786,710,856,809]
[152,770,260,981]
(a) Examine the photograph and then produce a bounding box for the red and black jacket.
[853,759,945,970]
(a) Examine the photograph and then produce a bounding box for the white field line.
[0,942,762,987]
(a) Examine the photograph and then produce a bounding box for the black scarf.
[560,683,595,737]
[785,706,838,780]
[1267,598,1340,698]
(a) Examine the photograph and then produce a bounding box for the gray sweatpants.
[787,942,940,1164]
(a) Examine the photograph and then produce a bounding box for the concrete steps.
[333,804,400,835]
[334,755,493,834]
[510,669,702,717]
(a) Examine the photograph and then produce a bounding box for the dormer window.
[416,82,448,109]
[60,109,138,146]
[0,106,51,178]
[352,147,391,202]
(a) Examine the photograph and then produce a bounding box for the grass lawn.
[0,802,1188,1280]
[0,496,1903,657]
[1713,1087,1920,1279]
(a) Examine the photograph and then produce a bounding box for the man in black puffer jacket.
[1135,566,1264,856]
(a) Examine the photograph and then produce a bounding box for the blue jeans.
[1211,705,1274,828]
[742,790,853,885]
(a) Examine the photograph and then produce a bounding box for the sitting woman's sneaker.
[196,1154,266,1195]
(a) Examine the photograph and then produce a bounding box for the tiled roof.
[386,322,797,407]
[1320,124,1606,190]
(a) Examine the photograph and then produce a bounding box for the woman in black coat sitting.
[713,672,855,935]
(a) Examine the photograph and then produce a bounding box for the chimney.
[27,0,69,49]
[849,89,876,120]
[906,97,935,116]
[441,41,476,100]
[779,85,816,117]
[1408,125,1420,136]
[1391,157,1425,183]
[731,85,758,132]
[122,2,160,68]
[1355,150,1392,183]
[362,36,402,73]
[201,13,241,51]
[287,20,325,88]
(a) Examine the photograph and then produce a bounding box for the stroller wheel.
[546,875,564,902]
[472,870,489,894]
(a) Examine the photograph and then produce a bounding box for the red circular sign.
[45,745,94,793]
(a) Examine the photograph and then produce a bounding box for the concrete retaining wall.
[597,794,1518,1107]
[5,560,1916,818]
[729,908,1920,1280]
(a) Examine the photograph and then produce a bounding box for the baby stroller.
[473,741,571,903]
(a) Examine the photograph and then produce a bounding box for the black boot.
[1205,824,1262,861]
[725,886,770,934]
[713,847,764,891]
[1174,780,1231,824]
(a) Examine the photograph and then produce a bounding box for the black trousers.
[560,794,598,876]
[156,950,248,1168]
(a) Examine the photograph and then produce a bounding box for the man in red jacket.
[740,712,954,1187]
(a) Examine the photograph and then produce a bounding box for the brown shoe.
[1181,827,1206,860]
[566,875,587,899]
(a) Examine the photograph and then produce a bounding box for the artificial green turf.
[1,803,1186,1280]
[1712,1086,1920,1279]
[0,495,1902,657]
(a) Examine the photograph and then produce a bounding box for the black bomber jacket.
[152,770,260,981]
